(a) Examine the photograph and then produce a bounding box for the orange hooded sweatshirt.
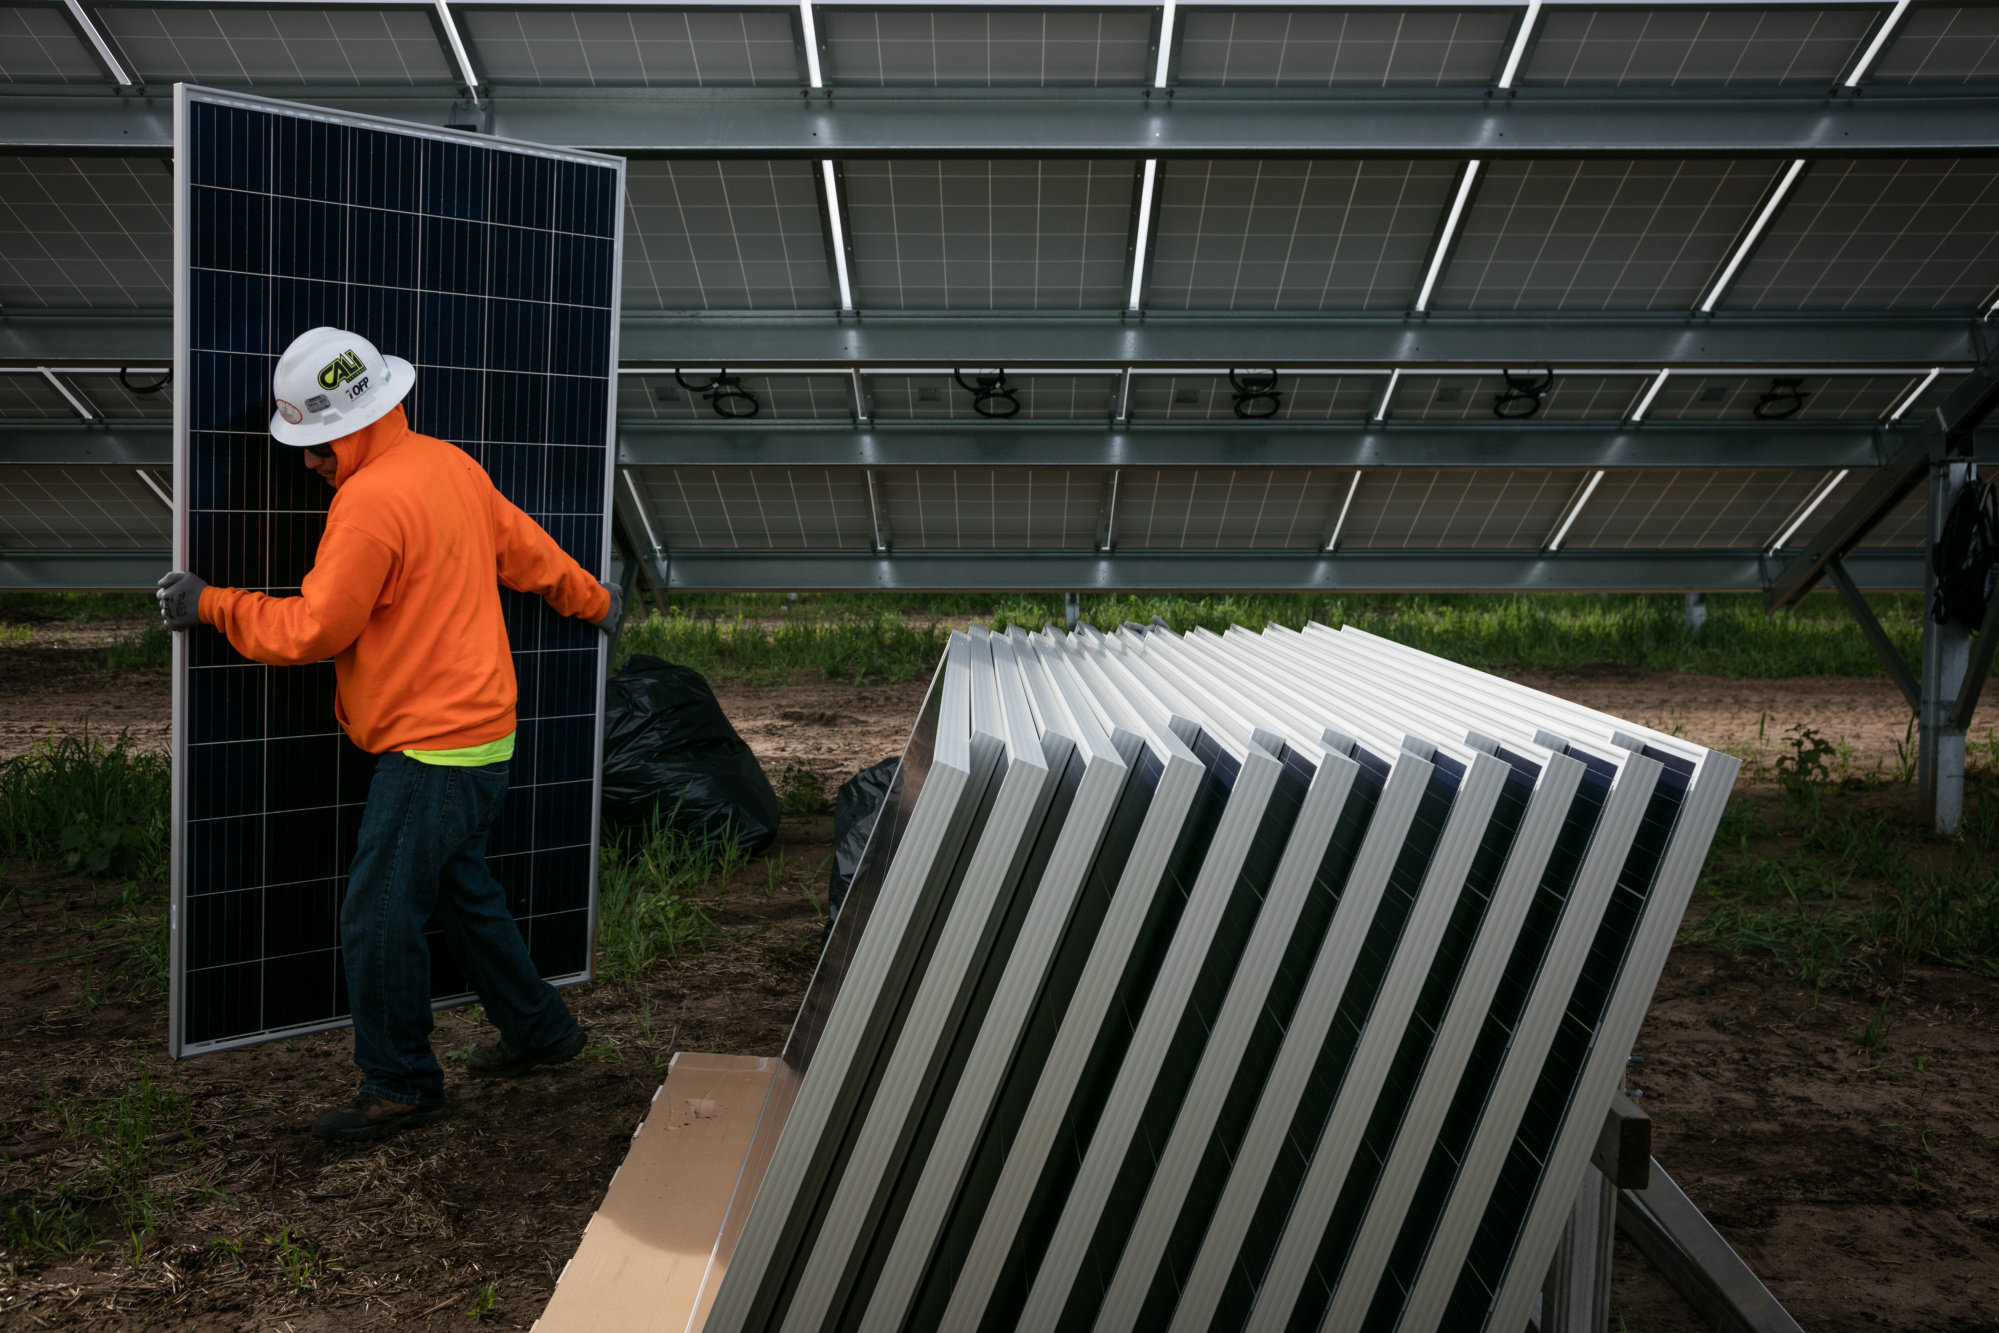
[198,406,609,754]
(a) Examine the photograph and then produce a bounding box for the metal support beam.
[1923,460,1973,832]
[3,311,1986,372]
[612,467,670,603]
[8,88,1999,157]
[0,549,170,590]
[615,422,1923,472]
[13,420,1969,475]
[1827,557,1921,712]
[1765,434,1932,610]
[648,547,1925,593]
[1618,1159,1807,1333]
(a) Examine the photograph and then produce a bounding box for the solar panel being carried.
[169,85,623,1055]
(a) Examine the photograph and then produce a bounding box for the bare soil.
[2,648,1996,1330]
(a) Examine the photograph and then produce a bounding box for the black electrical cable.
[120,367,171,395]
[1753,376,1808,420]
[1493,369,1554,419]
[675,369,760,419]
[1229,370,1282,419]
[954,370,1020,418]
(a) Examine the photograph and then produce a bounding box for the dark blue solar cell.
[348,207,420,288]
[485,372,549,443]
[272,117,349,204]
[487,300,551,374]
[190,276,270,359]
[353,130,423,211]
[552,234,614,307]
[421,216,490,295]
[177,91,618,1055]
[272,197,346,280]
[491,225,553,302]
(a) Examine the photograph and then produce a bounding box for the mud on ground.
[3,645,1997,1329]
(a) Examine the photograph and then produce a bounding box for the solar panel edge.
[1237,747,1511,1333]
[1480,746,1739,1332]
[854,701,1146,1333]
[701,641,986,1333]
[1314,748,1589,1329]
[1087,747,1361,1333]
[1012,741,1289,1330]
[1157,748,1435,1333]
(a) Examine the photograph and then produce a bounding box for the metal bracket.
[1827,556,1921,713]
[1618,1159,1807,1333]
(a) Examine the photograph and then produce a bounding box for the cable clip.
[1230,370,1282,419]
[675,369,760,419]
[954,370,1020,418]
[1493,369,1554,419]
[1754,376,1808,420]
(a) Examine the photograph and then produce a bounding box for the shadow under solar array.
[687,622,1736,1333]
[170,86,621,1055]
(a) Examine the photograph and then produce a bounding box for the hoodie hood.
[329,404,413,489]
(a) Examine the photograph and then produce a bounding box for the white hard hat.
[269,326,414,447]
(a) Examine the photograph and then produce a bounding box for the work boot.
[463,1028,588,1079]
[311,1093,447,1142]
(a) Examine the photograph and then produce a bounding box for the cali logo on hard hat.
[318,349,370,401]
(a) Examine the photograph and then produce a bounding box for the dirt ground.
[2,638,1996,1330]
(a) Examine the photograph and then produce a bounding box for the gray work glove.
[157,570,207,632]
[594,580,624,634]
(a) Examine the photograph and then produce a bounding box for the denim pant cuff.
[360,1077,446,1109]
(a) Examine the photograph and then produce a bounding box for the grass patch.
[627,590,1921,684]
[616,608,950,685]
[594,812,731,984]
[0,732,169,883]
[104,625,171,670]
[1686,766,1999,986]
[0,592,154,624]
[4,1059,204,1269]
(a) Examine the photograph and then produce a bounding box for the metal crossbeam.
[0,549,172,590]
[18,422,1984,474]
[1764,435,1932,611]
[2,313,1984,371]
[614,423,1922,471]
[6,88,1998,156]
[651,547,1924,593]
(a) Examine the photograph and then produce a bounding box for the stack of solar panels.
[693,622,1737,1333]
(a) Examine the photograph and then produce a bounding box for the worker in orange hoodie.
[157,327,622,1142]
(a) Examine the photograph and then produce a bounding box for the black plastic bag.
[1932,476,1999,628]
[829,755,900,918]
[601,654,781,857]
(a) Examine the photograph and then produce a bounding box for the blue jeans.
[341,752,581,1107]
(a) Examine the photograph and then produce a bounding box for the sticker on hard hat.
[317,350,366,391]
[305,394,330,412]
[275,399,304,425]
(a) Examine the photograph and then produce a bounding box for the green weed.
[1849,1001,1893,1051]
[466,1278,501,1320]
[0,621,33,647]
[266,1224,322,1296]
[594,813,728,983]
[103,625,171,670]
[0,732,168,883]
[777,762,828,816]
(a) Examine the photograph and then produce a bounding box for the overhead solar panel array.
[2,0,1996,593]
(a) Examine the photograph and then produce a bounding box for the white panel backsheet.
[694,624,1738,1333]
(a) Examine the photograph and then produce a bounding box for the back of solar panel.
[169,86,623,1056]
